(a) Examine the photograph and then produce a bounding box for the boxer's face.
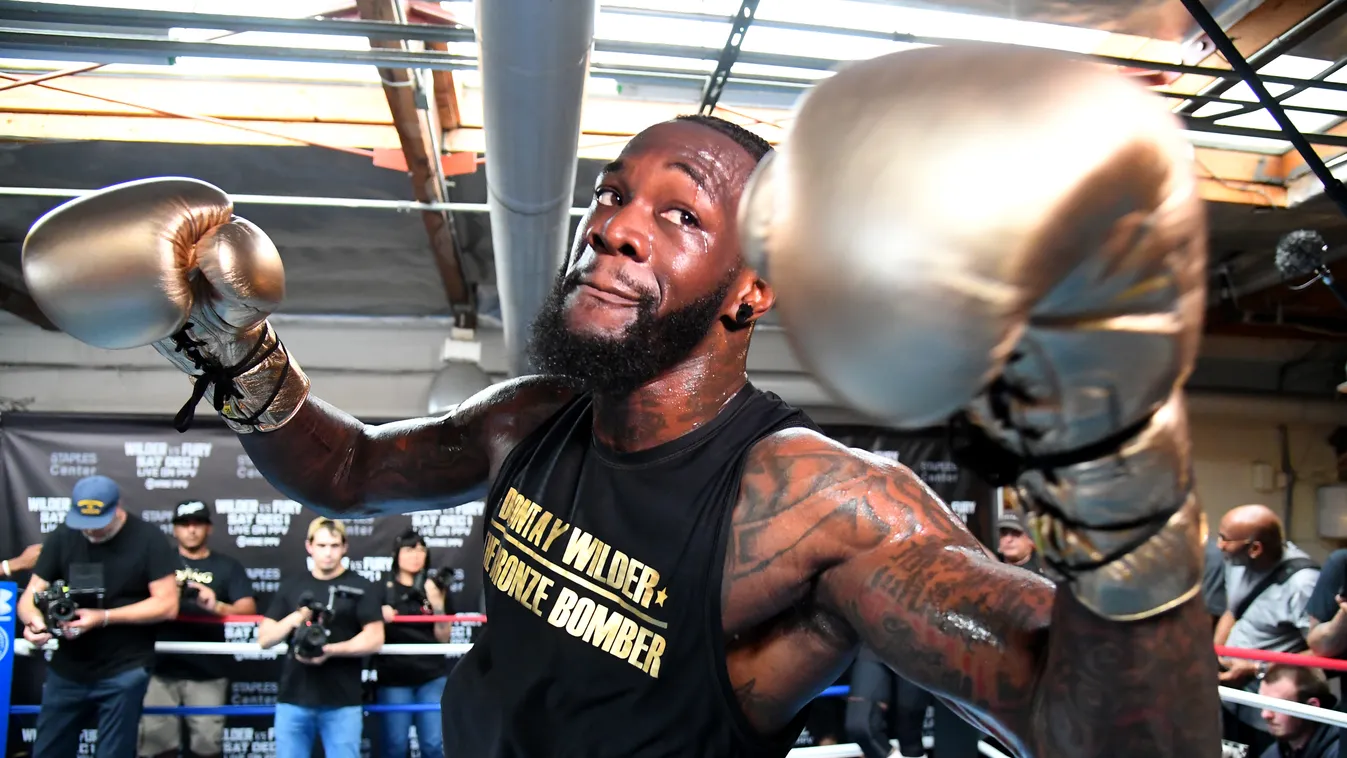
[528,120,762,395]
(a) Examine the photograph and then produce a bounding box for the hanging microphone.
[1275,230,1347,310]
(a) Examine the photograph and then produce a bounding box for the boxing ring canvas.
[0,412,995,756]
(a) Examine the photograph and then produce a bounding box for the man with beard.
[23,47,1218,757]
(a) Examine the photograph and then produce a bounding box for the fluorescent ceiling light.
[740,26,926,62]
[597,12,729,47]
[755,0,1109,52]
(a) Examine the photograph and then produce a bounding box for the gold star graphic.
[655,588,668,607]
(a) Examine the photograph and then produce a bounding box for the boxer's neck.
[591,348,748,453]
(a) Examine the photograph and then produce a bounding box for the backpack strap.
[1232,557,1317,620]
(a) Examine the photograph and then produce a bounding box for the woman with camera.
[377,529,454,758]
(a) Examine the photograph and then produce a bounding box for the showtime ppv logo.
[0,587,13,619]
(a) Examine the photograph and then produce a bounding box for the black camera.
[33,581,81,638]
[180,582,200,603]
[426,566,457,592]
[291,591,334,659]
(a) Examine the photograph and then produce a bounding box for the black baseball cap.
[173,500,212,525]
[997,512,1027,534]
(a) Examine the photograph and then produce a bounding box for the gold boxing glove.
[23,177,310,433]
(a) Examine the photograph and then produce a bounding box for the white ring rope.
[1218,685,1347,729]
[14,639,472,656]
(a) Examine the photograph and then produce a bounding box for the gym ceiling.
[1,0,1346,392]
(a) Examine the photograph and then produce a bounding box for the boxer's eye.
[660,208,699,228]
[595,188,620,206]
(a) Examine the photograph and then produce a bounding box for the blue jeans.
[274,702,364,758]
[377,677,446,758]
[33,665,151,758]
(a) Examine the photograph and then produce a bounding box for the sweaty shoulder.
[466,374,578,476]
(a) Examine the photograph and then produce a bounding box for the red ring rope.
[1215,645,1347,674]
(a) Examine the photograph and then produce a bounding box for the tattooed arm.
[237,376,576,517]
[727,430,1220,757]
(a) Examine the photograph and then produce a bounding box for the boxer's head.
[528,115,773,395]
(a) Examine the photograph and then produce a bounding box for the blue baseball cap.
[67,475,120,530]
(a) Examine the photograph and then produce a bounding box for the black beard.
[526,268,734,396]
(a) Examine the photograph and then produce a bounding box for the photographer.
[259,518,383,758]
[377,529,453,758]
[17,476,180,758]
[140,500,257,758]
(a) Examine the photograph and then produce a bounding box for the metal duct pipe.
[477,0,596,377]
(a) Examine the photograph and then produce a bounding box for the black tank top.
[442,383,818,757]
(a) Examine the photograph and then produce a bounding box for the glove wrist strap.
[163,320,311,434]
[1040,494,1206,622]
[961,390,1204,621]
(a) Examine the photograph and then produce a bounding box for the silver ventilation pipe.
[476,0,596,376]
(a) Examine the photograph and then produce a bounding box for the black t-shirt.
[265,570,383,707]
[376,578,454,688]
[1308,549,1347,625]
[155,551,254,681]
[31,516,181,683]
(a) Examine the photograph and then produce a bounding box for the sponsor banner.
[1,413,481,756]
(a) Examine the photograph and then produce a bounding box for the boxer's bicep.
[237,376,575,517]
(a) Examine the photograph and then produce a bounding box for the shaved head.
[1218,504,1285,568]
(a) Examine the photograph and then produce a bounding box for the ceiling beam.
[1166,0,1334,99]
[355,0,474,319]
[698,0,758,115]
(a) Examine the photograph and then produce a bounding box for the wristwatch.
[1256,661,1269,679]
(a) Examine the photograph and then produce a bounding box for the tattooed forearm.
[823,460,1220,757]
[727,431,1218,757]
[238,376,573,517]
[1038,590,1220,756]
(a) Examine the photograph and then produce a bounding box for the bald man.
[1216,504,1320,754]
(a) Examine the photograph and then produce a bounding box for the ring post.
[0,581,18,757]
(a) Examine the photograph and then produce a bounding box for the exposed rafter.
[354,0,474,322]
[698,0,759,116]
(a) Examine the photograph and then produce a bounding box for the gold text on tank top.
[484,486,668,678]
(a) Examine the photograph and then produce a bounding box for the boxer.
[24,45,1220,757]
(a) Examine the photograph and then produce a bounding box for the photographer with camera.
[376,529,454,758]
[16,476,181,758]
[258,518,384,758]
[139,500,257,758]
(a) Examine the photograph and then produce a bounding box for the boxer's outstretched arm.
[237,376,575,517]
[831,473,1219,757]
[730,434,1220,757]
